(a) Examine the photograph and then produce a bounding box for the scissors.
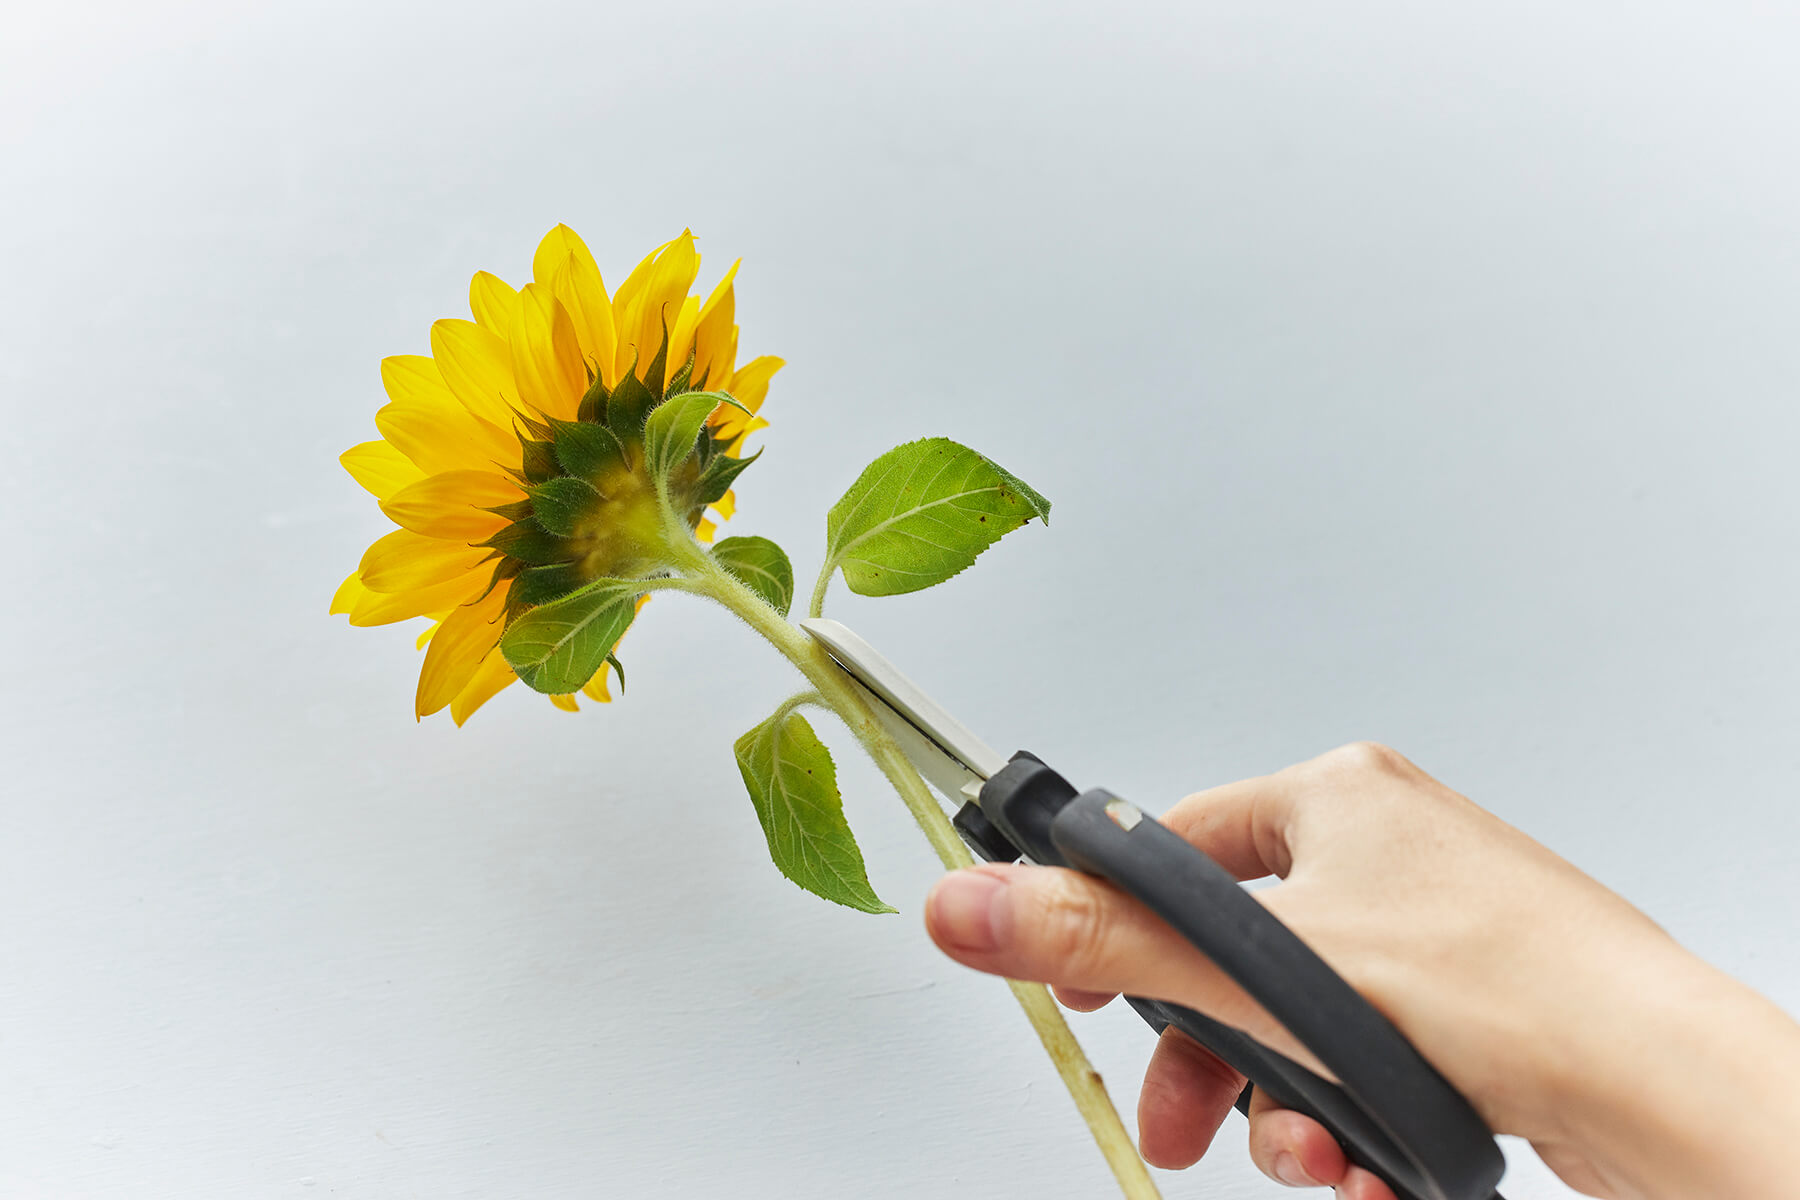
[800,617,1508,1200]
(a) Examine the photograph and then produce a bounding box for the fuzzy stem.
[666,536,1159,1199]
[807,556,835,620]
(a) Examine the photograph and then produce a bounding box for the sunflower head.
[332,226,782,724]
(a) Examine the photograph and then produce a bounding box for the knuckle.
[1029,872,1114,979]
[1323,739,1413,780]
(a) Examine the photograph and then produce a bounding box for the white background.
[4,2,1798,1197]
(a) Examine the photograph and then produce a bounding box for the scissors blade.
[798,618,1009,805]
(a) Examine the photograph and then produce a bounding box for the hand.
[924,743,1800,1199]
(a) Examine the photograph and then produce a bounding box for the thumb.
[925,861,1292,1054]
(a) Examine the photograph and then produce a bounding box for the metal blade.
[799,618,1008,805]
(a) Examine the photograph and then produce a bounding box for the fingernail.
[1273,1151,1314,1187]
[929,869,1009,953]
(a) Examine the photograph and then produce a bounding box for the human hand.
[924,743,1800,1199]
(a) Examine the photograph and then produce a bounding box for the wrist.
[1545,947,1800,1199]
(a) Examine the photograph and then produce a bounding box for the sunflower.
[331,226,781,723]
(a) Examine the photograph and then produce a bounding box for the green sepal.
[822,437,1051,598]
[482,518,567,566]
[499,576,642,694]
[641,325,671,397]
[512,561,590,609]
[605,653,625,694]
[576,371,610,425]
[514,438,561,485]
[607,362,656,443]
[695,447,762,505]
[512,412,556,444]
[711,535,794,616]
[733,709,895,914]
[664,343,698,398]
[529,476,603,537]
[473,554,524,604]
[483,498,536,525]
[644,391,751,486]
[549,418,626,481]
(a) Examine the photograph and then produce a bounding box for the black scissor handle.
[973,756,1505,1200]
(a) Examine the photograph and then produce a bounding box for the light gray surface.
[4,2,1798,1197]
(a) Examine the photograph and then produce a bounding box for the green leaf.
[733,709,894,914]
[643,391,751,485]
[512,561,588,608]
[529,476,601,537]
[499,576,641,693]
[695,446,762,505]
[822,437,1050,598]
[550,418,625,480]
[712,536,794,616]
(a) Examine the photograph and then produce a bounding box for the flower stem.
[807,556,835,620]
[667,536,1159,1199]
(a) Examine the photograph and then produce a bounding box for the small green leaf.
[664,344,697,398]
[695,446,762,505]
[576,371,610,425]
[822,437,1050,598]
[607,365,656,442]
[529,476,602,537]
[643,391,750,485]
[712,536,794,616]
[482,519,565,566]
[499,576,641,693]
[642,327,671,397]
[550,418,625,480]
[733,709,894,914]
[515,438,560,485]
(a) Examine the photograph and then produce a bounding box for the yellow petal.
[429,319,524,428]
[415,587,508,717]
[375,400,516,477]
[358,528,493,594]
[726,355,783,413]
[608,239,670,376]
[451,648,518,725]
[349,573,485,627]
[416,618,443,650]
[380,470,521,540]
[704,325,741,392]
[710,488,736,521]
[634,232,699,380]
[330,570,366,615]
[665,294,701,382]
[379,355,519,467]
[692,260,739,389]
[548,692,580,712]
[695,516,717,543]
[550,252,618,386]
[612,232,698,381]
[509,283,586,422]
[469,271,520,339]
[580,666,613,703]
[340,440,424,500]
[717,416,770,458]
[533,224,602,290]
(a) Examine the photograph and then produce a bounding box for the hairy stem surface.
[663,533,1159,1199]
